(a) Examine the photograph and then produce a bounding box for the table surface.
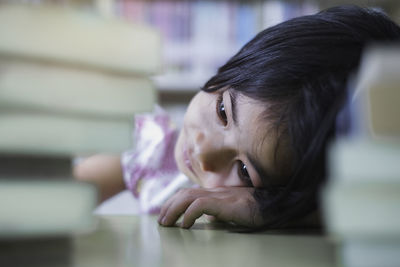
[2,215,337,267]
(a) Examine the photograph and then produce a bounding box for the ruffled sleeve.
[121,107,192,213]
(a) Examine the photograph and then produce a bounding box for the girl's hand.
[157,187,264,229]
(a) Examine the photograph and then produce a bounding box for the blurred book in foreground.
[0,180,97,238]
[0,58,155,118]
[0,4,161,75]
[0,109,132,155]
[0,153,98,238]
[0,154,71,179]
[0,3,158,238]
[323,46,400,267]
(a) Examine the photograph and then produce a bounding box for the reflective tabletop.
[2,215,336,267]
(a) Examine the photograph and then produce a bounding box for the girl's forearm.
[73,154,125,203]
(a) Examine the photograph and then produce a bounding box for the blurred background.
[3,0,399,125]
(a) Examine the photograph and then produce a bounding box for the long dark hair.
[202,5,400,228]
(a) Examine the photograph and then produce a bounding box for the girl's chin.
[174,127,204,186]
[177,159,202,186]
[175,148,196,185]
[177,162,200,185]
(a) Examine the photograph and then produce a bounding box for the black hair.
[201,5,400,228]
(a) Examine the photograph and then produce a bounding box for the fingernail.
[161,217,167,225]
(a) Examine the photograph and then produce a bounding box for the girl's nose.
[194,131,235,173]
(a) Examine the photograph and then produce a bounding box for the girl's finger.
[160,188,204,226]
[158,187,202,224]
[181,197,223,229]
[158,192,179,224]
[158,187,229,224]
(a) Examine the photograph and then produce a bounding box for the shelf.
[152,71,213,92]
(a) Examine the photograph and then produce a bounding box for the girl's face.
[174,89,283,188]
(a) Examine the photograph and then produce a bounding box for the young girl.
[74,5,400,229]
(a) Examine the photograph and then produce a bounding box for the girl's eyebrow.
[247,153,271,186]
[228,90,238,126]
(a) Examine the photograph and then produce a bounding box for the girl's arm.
[73,154,126,203]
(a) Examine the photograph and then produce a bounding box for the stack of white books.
[0,3,159,237]
[323,46,400,267]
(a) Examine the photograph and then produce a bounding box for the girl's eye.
[216,94,228,126]
[238,161,253,187]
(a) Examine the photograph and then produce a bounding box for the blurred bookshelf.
[106,0,400,95]
[112,0,320,95]
[2,0,400,106]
